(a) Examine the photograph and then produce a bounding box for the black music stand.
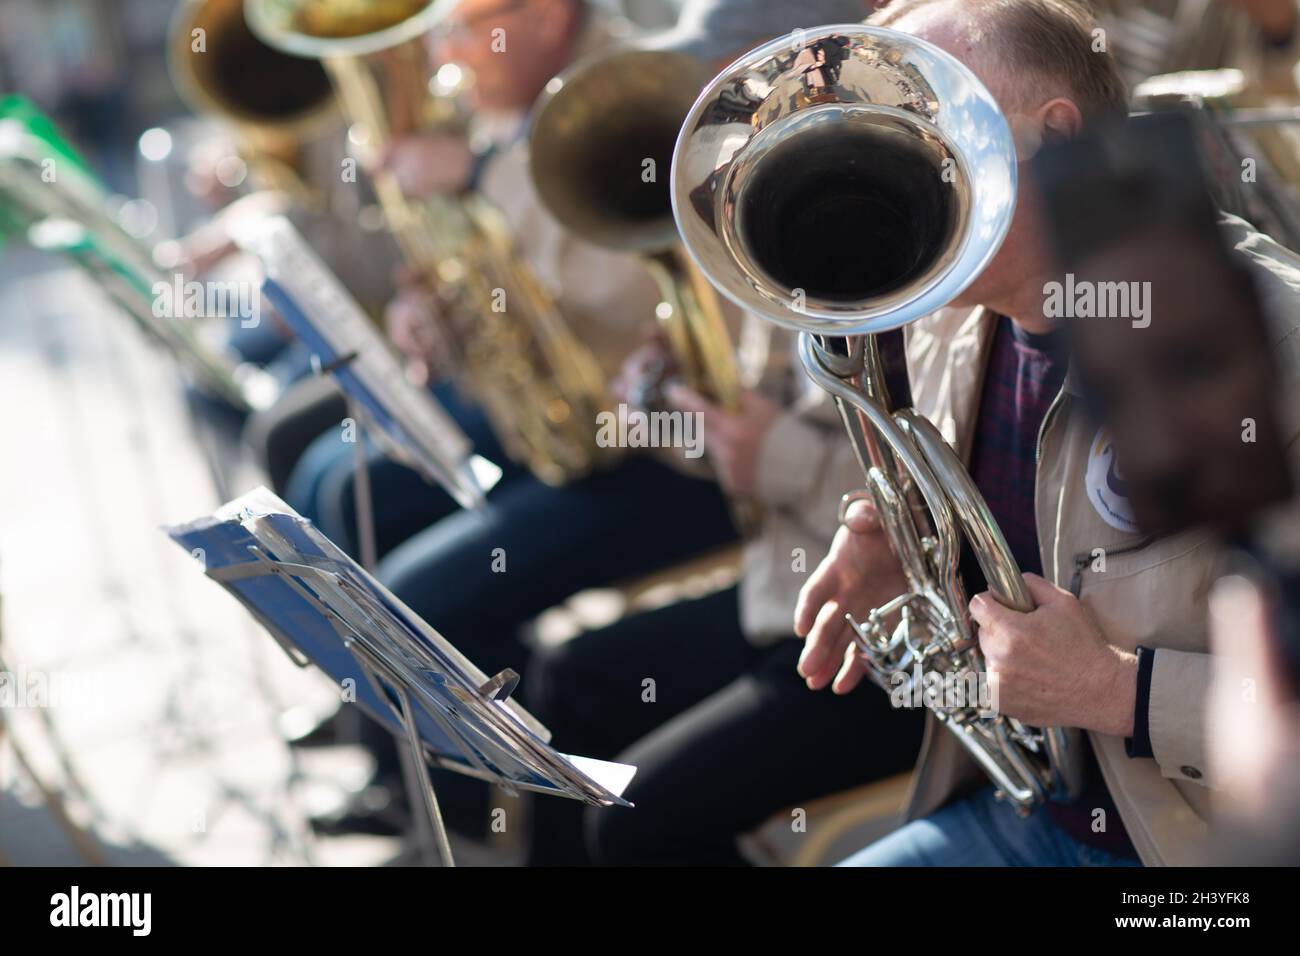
[167,488,635,867]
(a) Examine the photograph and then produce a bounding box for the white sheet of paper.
[559,754,638,800]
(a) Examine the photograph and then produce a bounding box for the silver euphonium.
[671,25,1083,810]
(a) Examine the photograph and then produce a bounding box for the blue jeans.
[227,315,291,366]
[288,381,739,676]
[356,437,743,827]
[227,319,316,388]
[837,785,1144,867]
[294,386,737,822]
[368,451,738,827]
[376,451,738,679]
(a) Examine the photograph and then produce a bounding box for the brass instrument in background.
[672,26,1082,810]
[246,0,610,485]
[529,48,743,411]
[168,0,340,203]
[0,96,271,410]
[1134,69,1300,251]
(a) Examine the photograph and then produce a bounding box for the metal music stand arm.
[350,398,378,573]
[347,642,455,867]
[225,547,465,866]
[310,350,378,573]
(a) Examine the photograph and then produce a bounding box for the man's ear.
[1010,96,1084,163]
[1038,96,1085,144]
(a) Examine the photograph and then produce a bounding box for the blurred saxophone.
[246,0,611,485]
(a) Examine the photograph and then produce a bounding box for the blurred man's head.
[644,0,870,71]
[870,0,1128,321]
[434,0,585,111]
[1068,228,1288,534]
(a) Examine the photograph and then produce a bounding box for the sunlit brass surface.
[530,49,743,411]
[247,0,611,484]
[673,26,1082,810]
[169,0,339,202]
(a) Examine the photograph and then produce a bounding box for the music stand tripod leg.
[334,398,381,749]
[348,397,379,575]
[307,357,378,574]
[394,685,456,867]
[0,659,108,867]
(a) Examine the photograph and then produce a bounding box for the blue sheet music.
[260,278,415,462]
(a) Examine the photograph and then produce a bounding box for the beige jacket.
[739,334,867,642]
[478,142,662,380]
[901,214,1300,866]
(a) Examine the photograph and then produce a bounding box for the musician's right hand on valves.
[793,497,909,695]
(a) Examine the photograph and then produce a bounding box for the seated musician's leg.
[525,588,754,761]
[285,382,522,560]
[242,374,347,494]
[357,458,734,841]
[315,449,450,558]
[227,315,292,367]
[523,586,759,864]
[375,454,737,673]
[584,639,926,866]
[836,786,1145,867]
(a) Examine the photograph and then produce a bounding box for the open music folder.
[232,214,499,510]
[165,486,635,807]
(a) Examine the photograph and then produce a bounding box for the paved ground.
[0,246,406,866]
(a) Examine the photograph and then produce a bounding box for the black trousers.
[241,375,346,494]
[524,586,926,866]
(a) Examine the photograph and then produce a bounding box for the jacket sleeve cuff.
[754,410,829,508]
[1124,645,1156,759]
[1147,647,1214,787]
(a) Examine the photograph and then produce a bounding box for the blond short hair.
[870,0,1128,119]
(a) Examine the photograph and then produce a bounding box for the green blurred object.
[0,95,267,411]
[0,95,97,178]
[0,95,100,240]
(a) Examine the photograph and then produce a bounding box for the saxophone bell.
[168,0,339,201]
